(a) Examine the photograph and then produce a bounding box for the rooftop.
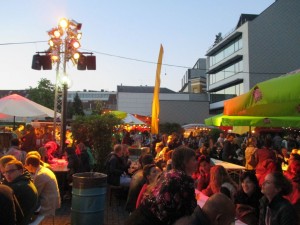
[117,85,176,93]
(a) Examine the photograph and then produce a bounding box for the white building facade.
[117,86,209,125]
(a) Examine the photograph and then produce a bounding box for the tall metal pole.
[53,60,62,141]
[60,39,68,153]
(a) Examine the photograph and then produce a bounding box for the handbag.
[248,149,258,168]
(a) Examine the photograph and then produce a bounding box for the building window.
[210,83,244,103]
[208,60,243,85]
[209,37,242,67]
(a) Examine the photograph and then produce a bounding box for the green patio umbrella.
[223,72,300,117]
[205,114,300,128]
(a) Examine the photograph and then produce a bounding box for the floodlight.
[59,18,69,28]
[69,39,80,49]
[69,19,82,30]
[73,52,80,60]
[48,28,63,38]
[48,38,62,47]
[67,28,82,40]
[51,49,60,62]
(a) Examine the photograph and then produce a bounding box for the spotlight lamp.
[69,39,80,49]
[32,18,95,71]
[48,27,63,38]
[67,28,82,40]
[69,19,82,30]
[51,49,60,62]
[59,18,69,28]
[48,38,62,47]
[73,52,80,60]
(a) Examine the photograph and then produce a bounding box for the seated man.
[107,144,131,187]
[174,193,235,225]
[0,184,23,225]
[125,154,154,213]
[25,155,61,216]
[0,155,17,183]
[3,159,38,225]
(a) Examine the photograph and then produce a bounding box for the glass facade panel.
[209,37,242,67]
[210,83,244,103]
[209,60,243,85]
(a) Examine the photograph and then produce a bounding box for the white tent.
[123,113,145,125]
[0,94,59,121]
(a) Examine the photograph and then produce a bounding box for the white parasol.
[0,94,58,118]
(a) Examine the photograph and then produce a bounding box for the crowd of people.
[0,124,96,224]
[104,130,300,225]
[0,152,60,225]
[1,124,300,225]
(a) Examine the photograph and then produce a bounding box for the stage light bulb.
[59,18,68,28]
[73,52,80,59]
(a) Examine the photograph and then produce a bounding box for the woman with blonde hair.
[202,165,238,200]
[245,137,257,170]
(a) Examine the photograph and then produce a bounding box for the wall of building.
[117,92,193,116]
[206,0,300,113]
[248,0,300,87]
[160,100,210,125]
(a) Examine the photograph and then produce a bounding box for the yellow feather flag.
[151,44,164,134]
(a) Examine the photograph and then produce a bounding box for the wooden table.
[195,189,246,225]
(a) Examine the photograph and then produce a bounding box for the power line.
[85,48,286,75]
[0,40,289,75]
[82,48,191,69]
[0,40,47,45]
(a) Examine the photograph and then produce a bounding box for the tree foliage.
[27,78,55,109]
[71,114,122,172]
[92,100,104,115]
[72,92,85,116]
[159,122,183,135]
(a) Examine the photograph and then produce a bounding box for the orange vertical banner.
[151,44,164,134]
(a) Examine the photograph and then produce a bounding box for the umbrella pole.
[13,116,16,130]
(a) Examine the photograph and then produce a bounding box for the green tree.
[92,100,104,115]
[71,113,122,172]
[159,122,183,135]
[27,78,55,109]
[72,92,85,116]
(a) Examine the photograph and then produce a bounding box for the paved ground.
[39,191,129,225]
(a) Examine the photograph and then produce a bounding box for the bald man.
[174,193,235,225]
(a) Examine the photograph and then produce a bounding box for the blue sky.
[0,0,274,92]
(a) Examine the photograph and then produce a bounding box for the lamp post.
[32,18,96,153]
[51,18,83,152]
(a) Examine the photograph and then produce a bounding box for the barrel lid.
[73,172,107,189]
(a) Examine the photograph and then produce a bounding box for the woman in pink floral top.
[125,146,198,225]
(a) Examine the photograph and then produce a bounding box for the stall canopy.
[205,72,300,129]
[0,94,58,119]
[123,114,145,125]
[110,111,145,125]
[205,114,300,128]
[223,72,300,117]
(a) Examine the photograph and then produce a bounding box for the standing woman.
[259,172,298,225]
[125,146,198,225]
[244,137,257,170]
